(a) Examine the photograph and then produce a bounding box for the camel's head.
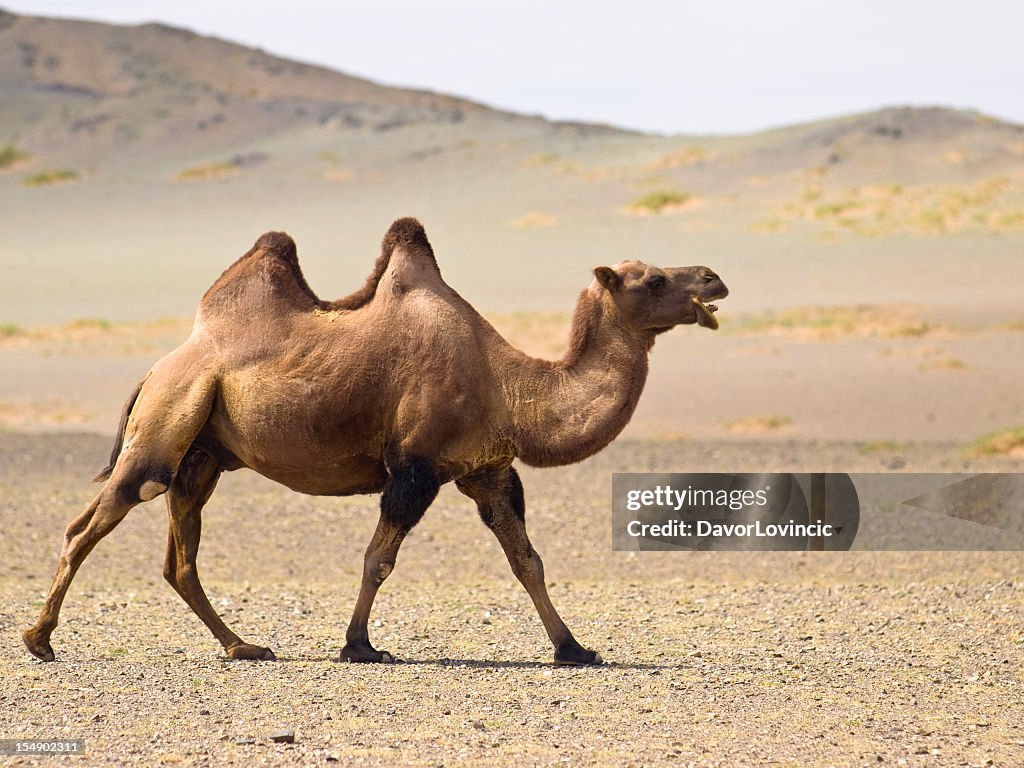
[593,260,728,331]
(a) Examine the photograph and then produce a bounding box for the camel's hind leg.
[22,450,178,661]
[22,486,135,661]
[23,358,217,661]
[457,467,602,666]
[163,447,274,660]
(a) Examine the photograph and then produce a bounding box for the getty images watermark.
[612,473,1024,551]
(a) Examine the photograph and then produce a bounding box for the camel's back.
[191,221,479,365]
[190,223,511,483]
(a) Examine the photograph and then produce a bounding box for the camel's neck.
[503,287,653,467]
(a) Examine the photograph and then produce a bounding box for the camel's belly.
[207,426,389,495]
[201,396,390,496]
[247,454,389,496]
[199,361,513,493]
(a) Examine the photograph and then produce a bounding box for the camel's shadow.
[27,653,682,672]
[282,655,683,671]
[399,657,683,671]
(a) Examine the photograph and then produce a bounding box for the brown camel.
[23,218,727,666]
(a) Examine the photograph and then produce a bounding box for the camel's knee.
[381,457,439,528]
[174,562,199,586]
[365,559,394,586]
[462,467,525,529]
[509,544,543,582]
[162,561,177,588]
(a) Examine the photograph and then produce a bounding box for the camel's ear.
[594,266,622,292]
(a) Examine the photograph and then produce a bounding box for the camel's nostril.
[696,267,718,281]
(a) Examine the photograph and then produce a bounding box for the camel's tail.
[93,374,148,482]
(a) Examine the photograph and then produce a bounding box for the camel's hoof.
[554,645,603,666]
[23,629,56,662]
[339,643,394,664]
[226,644,276,661]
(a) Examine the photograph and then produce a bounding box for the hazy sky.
[10,1,1024,134]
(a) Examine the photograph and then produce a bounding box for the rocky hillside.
[0,8,620,167]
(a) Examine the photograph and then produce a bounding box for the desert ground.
[1,436,1023,767]
[2,10,1024,767]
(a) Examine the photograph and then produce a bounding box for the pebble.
[269,728,296,744]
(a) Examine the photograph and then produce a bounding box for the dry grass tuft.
[729,305,942,341]
[768,177,1024,237]
[917,357,967,372]
[654,146,708,168]
[858,440,909,454]
[176,161,238,182]
[725,415,793,434]
[0,400,94,430]
[627,189,694,215]
[967,427,1024,458]
[21,168,79,187]
[0,142,29,169]
[0,317,191,354]
[510,211,558,229]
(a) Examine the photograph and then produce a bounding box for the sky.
[8,1,1024,135]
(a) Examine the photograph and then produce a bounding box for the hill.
[2,9,1023,180]
[0,8,623,169]
[1,8,1023,331]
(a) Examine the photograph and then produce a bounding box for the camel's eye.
[646,275,666,290]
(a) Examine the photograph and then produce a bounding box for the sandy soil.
[2,40,1023,763]
[1,434,1022,767]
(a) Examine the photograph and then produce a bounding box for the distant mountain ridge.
[1,7,1022,184]
[0,8,632,165]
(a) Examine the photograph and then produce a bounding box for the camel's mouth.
[693,297,720,330]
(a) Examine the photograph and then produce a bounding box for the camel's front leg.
[163,447,275,661]
[458,467,603,666]
[340,457,438,663]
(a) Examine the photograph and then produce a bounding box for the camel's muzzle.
[693,297,720,330]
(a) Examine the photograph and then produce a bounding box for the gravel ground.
[1,434,1022,767]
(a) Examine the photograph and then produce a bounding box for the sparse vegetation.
[654,146,708,168]
[917,357,967,372]
[729,305,942,340]
[968,426,1024,458]
[858,440,908,454]
[0,142,28,169]
[522,153,559,167]
[0,317,191,354]
[66,318,112,331]
[628,189,692,214]
[770,176,1024,237]
[510,211,557,229]
[21,168,79,186]
[0,399,93,428]
[176,161,238,181]
[750,218,788,234]
[725,415,793,433]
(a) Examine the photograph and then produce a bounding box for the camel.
[23,218,728,666]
